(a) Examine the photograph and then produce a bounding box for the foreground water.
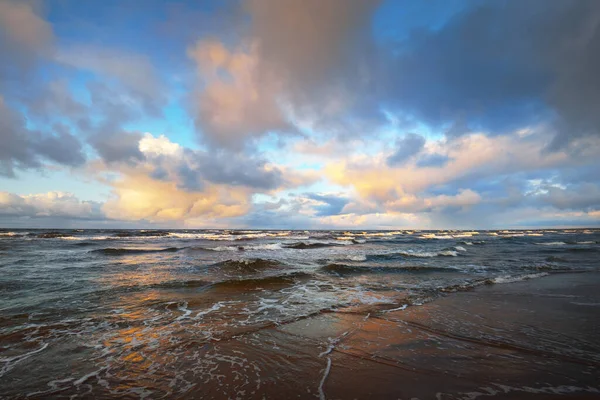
[1,228,599,398]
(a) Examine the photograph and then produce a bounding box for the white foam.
[242,281,395,325]
[175,301,192,321]
[570,302,600,306]
[454,246,467,252]
[58,235,113,240]
[0,232,20,237]
[168,232,233,240]
[396,249,458,257]
[381,304,408,313]
[0,342,49,378]
[536,241,567,246]
[211,245,239,251]
[492,272,549,284]
[194,301,238,320]
[211,243,283,251]
[248,243,283,250]
[420,234,454,239]
[331,254,367,262]
[318,357,332,400]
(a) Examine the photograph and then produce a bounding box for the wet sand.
[177,272,600,399]
[7,272,600,399]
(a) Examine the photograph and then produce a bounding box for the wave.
[545,256,568,262]
[213,258,282,274]
[542,247,598,254]
[460,240,485,245]
[72,241,96,247]
[119,271,312,292]
[0,232,24,238]
[320,263,456,275]
[210,271,312,291]
[336,254,368,262]
[491,272,549,284]
[112,230,170,238]
[283,242,340,249]
[210,243,283,251]
[149,279,212,289]
[370,249,459,259]
[167,232,232,240]
[91,247,182,256]
[420,234,455,239]
[536,241,567,246]
[36,232,74,239]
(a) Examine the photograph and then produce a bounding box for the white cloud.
[0,191,102,219]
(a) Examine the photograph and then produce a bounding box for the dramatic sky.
[1,0,600,229]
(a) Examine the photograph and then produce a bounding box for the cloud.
[0,0,54,84]
[135,133,311,192]
[1,0,600,229]
[0,96,86,177]
[56,46,167,116]
[416,153,450,168]
[536,183,600,211]
[306,193,350,216]
[187,0,381,149]
[102,172,253,222]
[187,40,292,149]
[385,189,482,213]
[326,129,600,217]
[89,133,317,223]
[382,0,600,148]
[387,133,425,166]
[0,191,103,219]
[90,130,145,165]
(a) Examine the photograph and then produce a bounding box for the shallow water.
[1,228,599,398]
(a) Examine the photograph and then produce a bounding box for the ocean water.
[1,228,599,398]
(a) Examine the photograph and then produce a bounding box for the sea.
[1,228,599,398]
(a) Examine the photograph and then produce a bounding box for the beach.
[1,229,599,399]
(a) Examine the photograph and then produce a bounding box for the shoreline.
[7,271,600,399]
[187,271,600,399]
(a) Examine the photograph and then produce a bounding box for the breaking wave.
[91,247,182,256]
[369,249,459,260]
[212,258,283,274]
[320,263,457,275]
[283,242,341,249]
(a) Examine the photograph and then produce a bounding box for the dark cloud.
[188,0,383,150]
[384,0,600,147]
[538,183,600,211]
[57,46,167,117]
[0,98,86,177]
[0,191,105,220]
[89,130,145,165]
[306,193,349,216]
[140,140,287,192]
[31,124,86,167]
[175,161,205,192]
[387,133,425,166]
[197,151,285,190]
[0,0,54,90]
[416,153,450,168]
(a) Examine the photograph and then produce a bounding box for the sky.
[1,0,599,229]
